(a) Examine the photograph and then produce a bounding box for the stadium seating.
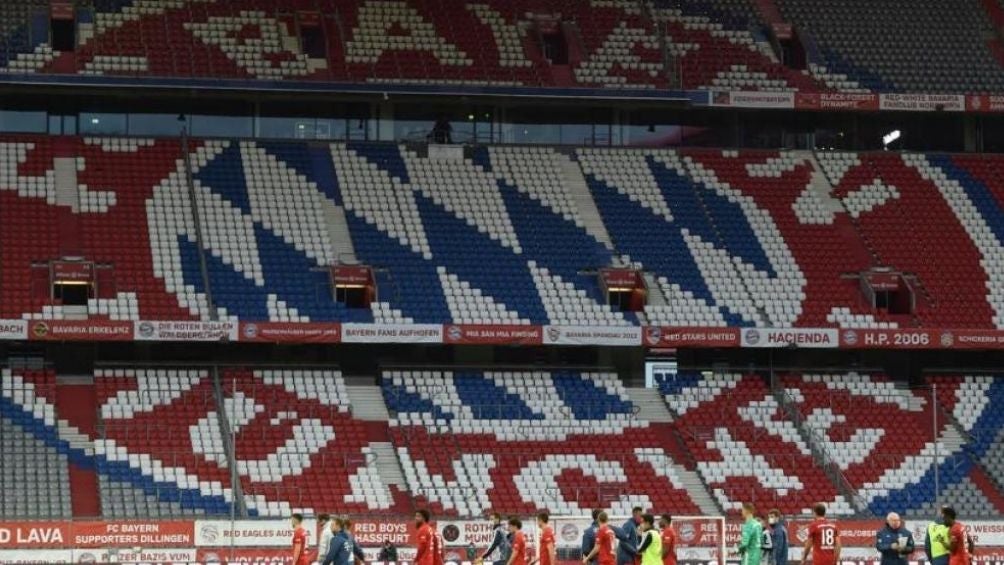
[95,367,235,516]
[336,143,625,325]
[926,375,1004,516]
[220,367,405,517]
[779,372,972,516]
[0,367,72,518]
[0,0,998,92]
[775,0,1004,94]
[382,368,702,517]
[648,1,828,92]
[94,366,407,517]
[822,151,998,327]
[8,135,1004,329]
[5,363,1004,520]
[659,370,854,516]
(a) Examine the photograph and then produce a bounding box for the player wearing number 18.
[802,503,841,565]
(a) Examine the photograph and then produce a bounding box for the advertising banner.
[599,269,639,288]
[52,261,93,283]
[27,320,134,341]
[740,328,839,348]
[332,265,373,285]
[0,320,27,340]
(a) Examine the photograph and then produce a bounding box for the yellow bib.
[642,530,663,565]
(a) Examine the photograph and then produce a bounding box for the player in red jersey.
[941,507,971,565]
[584,512,617,565]
[291,513,310,565]
[433,522,445,565]
[508,517,528,565]
[532,512,556,565]
[659,515,677,565]
[416,510,436,565]
[801,503,840,565]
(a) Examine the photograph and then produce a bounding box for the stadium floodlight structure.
[525,515,727,565]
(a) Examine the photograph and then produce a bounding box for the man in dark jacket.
[379,539,399,562]
[767,510,789,565]
[616,507,642,565]
[581,509,602,565]
[344,519,367,565]
[482,512,513,565]
[877,512,915,565]
[323,518,353,565]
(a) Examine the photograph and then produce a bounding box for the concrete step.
[672,463,722,516]
[56,374,94,385]
[368,441,406,487]
[642,272,668,307]
[795,150,844,214]
[323,200,358,265]
[558,156,614,250]
[625,387,674,423]
[54,157,80,211]
[346,385,391,421]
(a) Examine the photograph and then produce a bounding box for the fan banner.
[879,93,965,112]
[349,519,415,546]
[968,95,1004,112]
[442,324,543,345]
[0,520,193,549]
[194,519,316,548]
[135,320,238,341]
[838,328,939,348]
[342,323,443,343]
[543,325,641,346]
[239,321,341,343]
[711,90,795,109]
[795,92,879,111]
[643,326,740,348]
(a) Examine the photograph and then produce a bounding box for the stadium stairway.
[929,387,1004,514]
[53,140,84,259]
[621,394,724,516]
[625,387,673,423]
[558,153,616,251]
[54,376,100,517]
[770,381,865,513]
[345,382,411,494]
[650,421,724,517]
[323,200,358,264]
